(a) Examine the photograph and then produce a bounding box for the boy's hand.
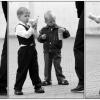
[41,34,46,39]
[58,28,65,40]
[28,19,38,29]
[32,23,37,29]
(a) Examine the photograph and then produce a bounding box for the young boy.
[14,7,44,95]
[38,10,70,86]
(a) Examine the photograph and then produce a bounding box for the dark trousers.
[14,46,41,91]
[44,51,65,82]
[74,11,84,86]
[0,1,7,89]
[0,33,7,89]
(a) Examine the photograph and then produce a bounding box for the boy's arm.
[31,24,39,39]
[63,28,70,39]
[37,29,47,43]
[88,14,100,24]
[33,29,39,39]
[16,25,34,38]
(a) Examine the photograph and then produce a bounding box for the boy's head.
[17,7,30,24]
[44,10,56,26]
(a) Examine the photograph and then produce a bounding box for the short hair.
[17,7,30,17]
[44,10,56,21]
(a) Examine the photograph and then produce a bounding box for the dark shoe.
[14,90,23,95]
[0,88,7,95]
[58,80,69,85]
[71,85,84,92]
[35,87,45,93]
[41,81,52,86]
[99,90,100,94]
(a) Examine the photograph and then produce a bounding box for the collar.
[46,24,59,29]
[18,21,27,27]
[18,21,29,28]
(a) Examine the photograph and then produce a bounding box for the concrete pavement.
[86,36,100,98]
[8,37,84,98]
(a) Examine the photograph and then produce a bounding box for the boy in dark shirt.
[38,10,70,86]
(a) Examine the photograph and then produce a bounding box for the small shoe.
[58,80,69,85]
[14,90,23,95]
[71,85,84,92]
[35,87,45,93]
[41,81,52,86]
[99,90,100,95]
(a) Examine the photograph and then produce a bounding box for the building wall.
[9,2,79,37]
[86,2,100,35]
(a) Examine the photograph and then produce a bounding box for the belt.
[20,43,34,47]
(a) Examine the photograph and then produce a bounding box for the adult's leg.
[71,10,84,92]
[0,1,7,94]
[74,48,84,85]
[0,33,7,92]
[74,11,84,86]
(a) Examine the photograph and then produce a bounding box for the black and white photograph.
[0,1,7,97]
[86,1,100,99]
[8,1,84,98]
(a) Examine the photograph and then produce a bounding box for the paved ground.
[86,36,100,98]
[8,37,84,98]
[1,35,100,99]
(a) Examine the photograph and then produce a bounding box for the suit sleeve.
[63,28,70,39]
[38,28,47,43]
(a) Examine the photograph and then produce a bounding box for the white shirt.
[15,21,35,39]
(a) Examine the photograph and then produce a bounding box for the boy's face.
[45,17,56,26]
[19,12,30,24]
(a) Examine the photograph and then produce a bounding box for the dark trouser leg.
[74,48,84,85]
[53,51,65,82]
[0,55,7,88]
[0,33,7,89]
[0,1,7,90]
[29,47,41,89]
[74,10,84,86]
[14,47,31,91]
[44,52,52,82]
